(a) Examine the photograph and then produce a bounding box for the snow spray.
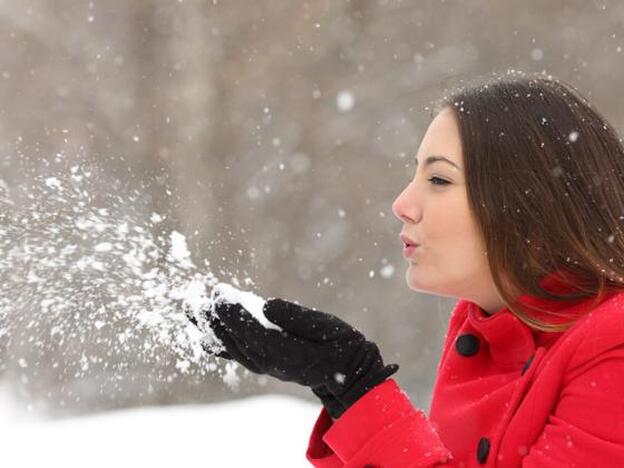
[0,152,269,410]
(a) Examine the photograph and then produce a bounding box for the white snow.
[175,278,210,313]
[44,176,62,190]
[380,263,395,278]
[336,90,354,112]
[94,242,113,252]
[0,386,320,468]
[223,360,241,389]
[211,282,282,332]
[170,230,194,269]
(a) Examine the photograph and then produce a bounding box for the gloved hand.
[188,296,399,419]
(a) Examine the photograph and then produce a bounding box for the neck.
[475,293,507,316]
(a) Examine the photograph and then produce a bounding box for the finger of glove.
[214,349,233,360]
[216,351,233,359]
[213,301,276,346]
[209,315,264,374]
[263,298,356,342]
[379,363,400,381]
[199,340,233,360]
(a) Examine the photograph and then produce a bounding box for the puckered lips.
[400,233,421,258]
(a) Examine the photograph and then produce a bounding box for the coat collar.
[465,268,610,369]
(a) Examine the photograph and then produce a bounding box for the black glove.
[194,297,399,419]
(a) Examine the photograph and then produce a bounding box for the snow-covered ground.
[0,388,321,467]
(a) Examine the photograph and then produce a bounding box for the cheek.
[425,200,472,245]
[444,217,489,279]
[421,200,484,265]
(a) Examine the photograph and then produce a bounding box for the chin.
[408,277,462,302]
[405,267,451,298]
[406,267,429,293]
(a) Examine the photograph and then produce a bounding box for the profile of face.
[391,106,505,314]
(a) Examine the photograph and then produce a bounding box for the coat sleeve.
[306,349,624,467]
[305,379,454,467]
[521,346,624,466]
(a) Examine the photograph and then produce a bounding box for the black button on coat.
[455,333,480,356]
[477,437,490,464]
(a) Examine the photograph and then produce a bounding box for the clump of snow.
[94,242,113,252]
[179,281,283,365]
[336,90,354,112]
[176,279,282,367]
[44,176,62,190]
[173,278,210,315]
[169,230,193,269]
[380,263,395,279]
[333,372,346,384]
[211,282,281,331]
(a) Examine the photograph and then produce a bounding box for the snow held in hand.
[182,281,283,357]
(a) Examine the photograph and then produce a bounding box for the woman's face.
[391,107,505,314]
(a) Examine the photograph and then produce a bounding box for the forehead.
[416,108,463,167]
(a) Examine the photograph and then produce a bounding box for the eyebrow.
[415,155,461,170]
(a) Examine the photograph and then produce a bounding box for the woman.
[188,71,624,466]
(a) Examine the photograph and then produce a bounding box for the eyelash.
[428,176,450,186]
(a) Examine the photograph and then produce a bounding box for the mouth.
[400,234,420,248]
[400,234,421,258]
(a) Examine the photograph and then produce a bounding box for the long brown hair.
[432,70,624,332]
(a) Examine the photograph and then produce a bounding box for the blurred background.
[1,0,623,425]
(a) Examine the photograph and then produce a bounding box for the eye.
[428,176,450,186]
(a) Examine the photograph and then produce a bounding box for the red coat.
[306,270,624,467]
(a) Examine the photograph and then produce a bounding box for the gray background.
[1,0,623,415]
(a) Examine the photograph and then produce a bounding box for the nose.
[392,182,419,223]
